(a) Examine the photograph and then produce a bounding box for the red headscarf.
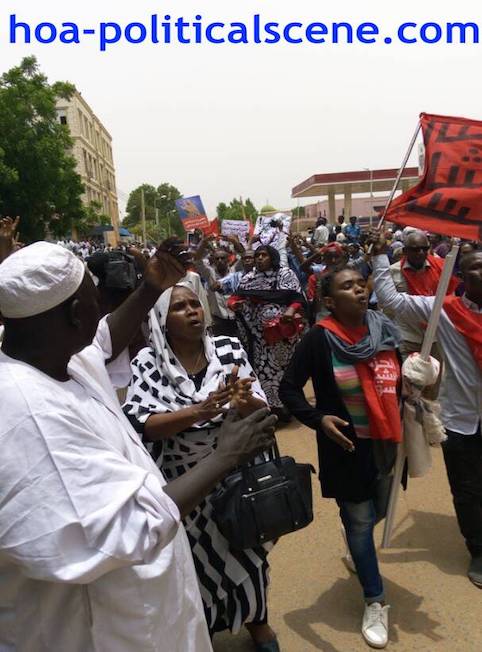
[321,242,344,257]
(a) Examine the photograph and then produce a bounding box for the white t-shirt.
[312,224,329,246]
[0,318,212,652]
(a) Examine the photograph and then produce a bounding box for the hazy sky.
[1,1,481,218]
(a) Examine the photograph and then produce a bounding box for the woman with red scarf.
[279,267,402,650]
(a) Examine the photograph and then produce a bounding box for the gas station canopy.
[291,167,420,222]
[292,167,419,198]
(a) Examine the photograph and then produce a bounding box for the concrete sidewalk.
[214,419,481,652]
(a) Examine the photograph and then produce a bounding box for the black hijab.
[256,245,281,271]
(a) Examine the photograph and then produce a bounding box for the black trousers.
[442,428,482,558]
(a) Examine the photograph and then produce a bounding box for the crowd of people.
[56,237,155,260]
[0,211,480,651]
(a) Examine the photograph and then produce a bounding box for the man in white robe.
[0,242,276,652]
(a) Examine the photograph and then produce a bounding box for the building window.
[78,110,85,135]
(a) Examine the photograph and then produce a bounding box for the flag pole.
[381,242,460,548]
[419,243,460,360]
[381,440,406,548]
[376,121,422,230]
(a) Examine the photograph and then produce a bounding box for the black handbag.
[104,252,137,290]
[211,444,315,550]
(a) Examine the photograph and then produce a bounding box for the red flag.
[204,218,219,236]
[386,113,482,240]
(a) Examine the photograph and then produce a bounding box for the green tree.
[124,184,157,228]
[156,182,183,237]
[76,201,111,237]
[216,197,258,222]
[124,182,183,238]
[0,56,84,242]
[129,220,168,245]
[291,205,305,220]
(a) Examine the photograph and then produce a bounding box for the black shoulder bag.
[104,252,137,290]
[211,444,315,550]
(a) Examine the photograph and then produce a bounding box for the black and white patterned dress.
[123,287,272,634]
[236,268,303,409]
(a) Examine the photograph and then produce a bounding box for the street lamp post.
[153,198,160,226]
[141,187,147,248]
[160,193,172,237]
[364,168,374,226]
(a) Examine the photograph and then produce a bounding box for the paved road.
[214,416,481,652]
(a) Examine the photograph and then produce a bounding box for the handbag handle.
[248,440,281,466]
[215,436,282,491]
[240,441,284,492]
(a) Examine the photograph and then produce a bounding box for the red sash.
[401,255,459,296]
[443,295,482,371]
[319,316,402,443]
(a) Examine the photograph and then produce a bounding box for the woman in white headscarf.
[123,284,280,651]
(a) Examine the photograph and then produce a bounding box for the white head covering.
[124,284,267,448]
[0,242,85,318]
[147,285,226,412]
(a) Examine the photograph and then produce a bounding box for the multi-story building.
[56,90,120,241]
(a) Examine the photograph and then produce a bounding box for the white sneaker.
[362,602,389,649]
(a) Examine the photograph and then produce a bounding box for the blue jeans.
[337,498,384,603]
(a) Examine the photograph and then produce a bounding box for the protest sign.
[175,195,210,232]
[253,213,292,248]
[254,213,292,237]
[221,219,251,244]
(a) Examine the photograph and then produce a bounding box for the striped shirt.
[332,353,370,438]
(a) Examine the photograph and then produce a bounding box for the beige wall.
[56,92,120,239]
[302,195,390,223]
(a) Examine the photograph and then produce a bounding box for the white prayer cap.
[0,242,85,319]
